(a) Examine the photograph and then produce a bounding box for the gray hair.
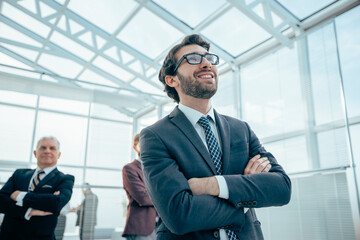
[36,136,61,150]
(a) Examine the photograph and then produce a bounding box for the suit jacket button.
[213,230,219,238]
[252,201,257,206]
[236,202,242,207]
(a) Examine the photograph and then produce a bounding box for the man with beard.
[140,34,291,240]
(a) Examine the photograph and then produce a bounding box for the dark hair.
[158,34,210,103]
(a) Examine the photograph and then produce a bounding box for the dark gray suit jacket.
[140,107,291,240]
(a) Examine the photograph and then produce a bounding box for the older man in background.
[0,136,74,240]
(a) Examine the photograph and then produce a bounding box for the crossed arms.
[0,170,74,219]
[140,122,291,235]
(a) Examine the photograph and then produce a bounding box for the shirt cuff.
[16,192,27,207]
[215,175,229,199]
[25,208,32,220]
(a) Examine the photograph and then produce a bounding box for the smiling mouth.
[196,71,215,79]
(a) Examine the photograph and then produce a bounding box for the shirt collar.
[178,103,216,127]
[36,165,57,175]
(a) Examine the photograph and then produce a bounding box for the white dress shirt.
[178,103,230,240]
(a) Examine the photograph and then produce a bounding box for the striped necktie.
[30,169,45,191]
[198,116,239,240]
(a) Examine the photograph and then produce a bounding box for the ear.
[33,150,37,158]
[58,152,61,159]
[165,75,179,88]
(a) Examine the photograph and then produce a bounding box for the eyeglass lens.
[187,54,218,64]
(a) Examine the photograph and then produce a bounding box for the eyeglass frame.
[173,52,219,74]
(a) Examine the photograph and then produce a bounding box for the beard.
[177,71,218,99]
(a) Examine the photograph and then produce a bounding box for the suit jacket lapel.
[169,107,217,175]
[37,168,59,189]
[25,169,35,190]
[214,110,231,174]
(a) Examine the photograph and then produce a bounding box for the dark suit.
[140,107,291,240]
[0,168,74,240]
[122,160,156,237]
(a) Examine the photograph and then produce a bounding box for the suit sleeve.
[224,122,291,208]
[140,127,245,235]
[0,170,28,218]
[22,174,75,215]
[122,165,153,207]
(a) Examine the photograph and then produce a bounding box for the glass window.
[153,0,226,28]
[33,111,88,166]
[90,103,132,122]
[37,53,83,79]
[50,32,94,61]
[336,5,360,119]
[67,0,137,34]
[85,169,122,187]
[264,136,309,174]
[317,128,350,168]
[276,0,336,20]
[350,124,360,167]
[1,2,51,38]
[0,170,15,184]
[39,96,89,115]
[138,109,158,131]
[86,119,132,168]
[201,8,271,57]
[57,166,84,186]
[241,45,304,138]
[307,23,345,126]
[0,105,35,162]
[92,56,133,82]
[0,90,37,107]
[160,102,177,118]
[90,188,127,229]
[130,78,164,96]
[212,71,236,117]
[117,8,183,59]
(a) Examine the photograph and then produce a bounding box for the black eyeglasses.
[173,52,219,73]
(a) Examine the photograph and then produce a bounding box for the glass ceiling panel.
[153,0,226,28]
[2,2,51,38]
[130,78,164,96]
[67,0,138,34]
[38,53,83,79]
[0,43,38,62]
[50,32,95,61]
[117,8,183,59]
[78,69,119,88]
[201,8,271,57]
[92,56,134,82]
[90,103,132,122]
[0,52,34,71]
[0,22,42,47]
[276,0,337,20]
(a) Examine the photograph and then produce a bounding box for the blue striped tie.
[198,116,239,240]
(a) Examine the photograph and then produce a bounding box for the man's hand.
[188,177,219,196]
[54,191,60,195]
[244,154,271,175]
[29,209,53,216]
[10,190,21,201]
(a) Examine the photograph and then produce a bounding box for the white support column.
[296,34,320,170]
